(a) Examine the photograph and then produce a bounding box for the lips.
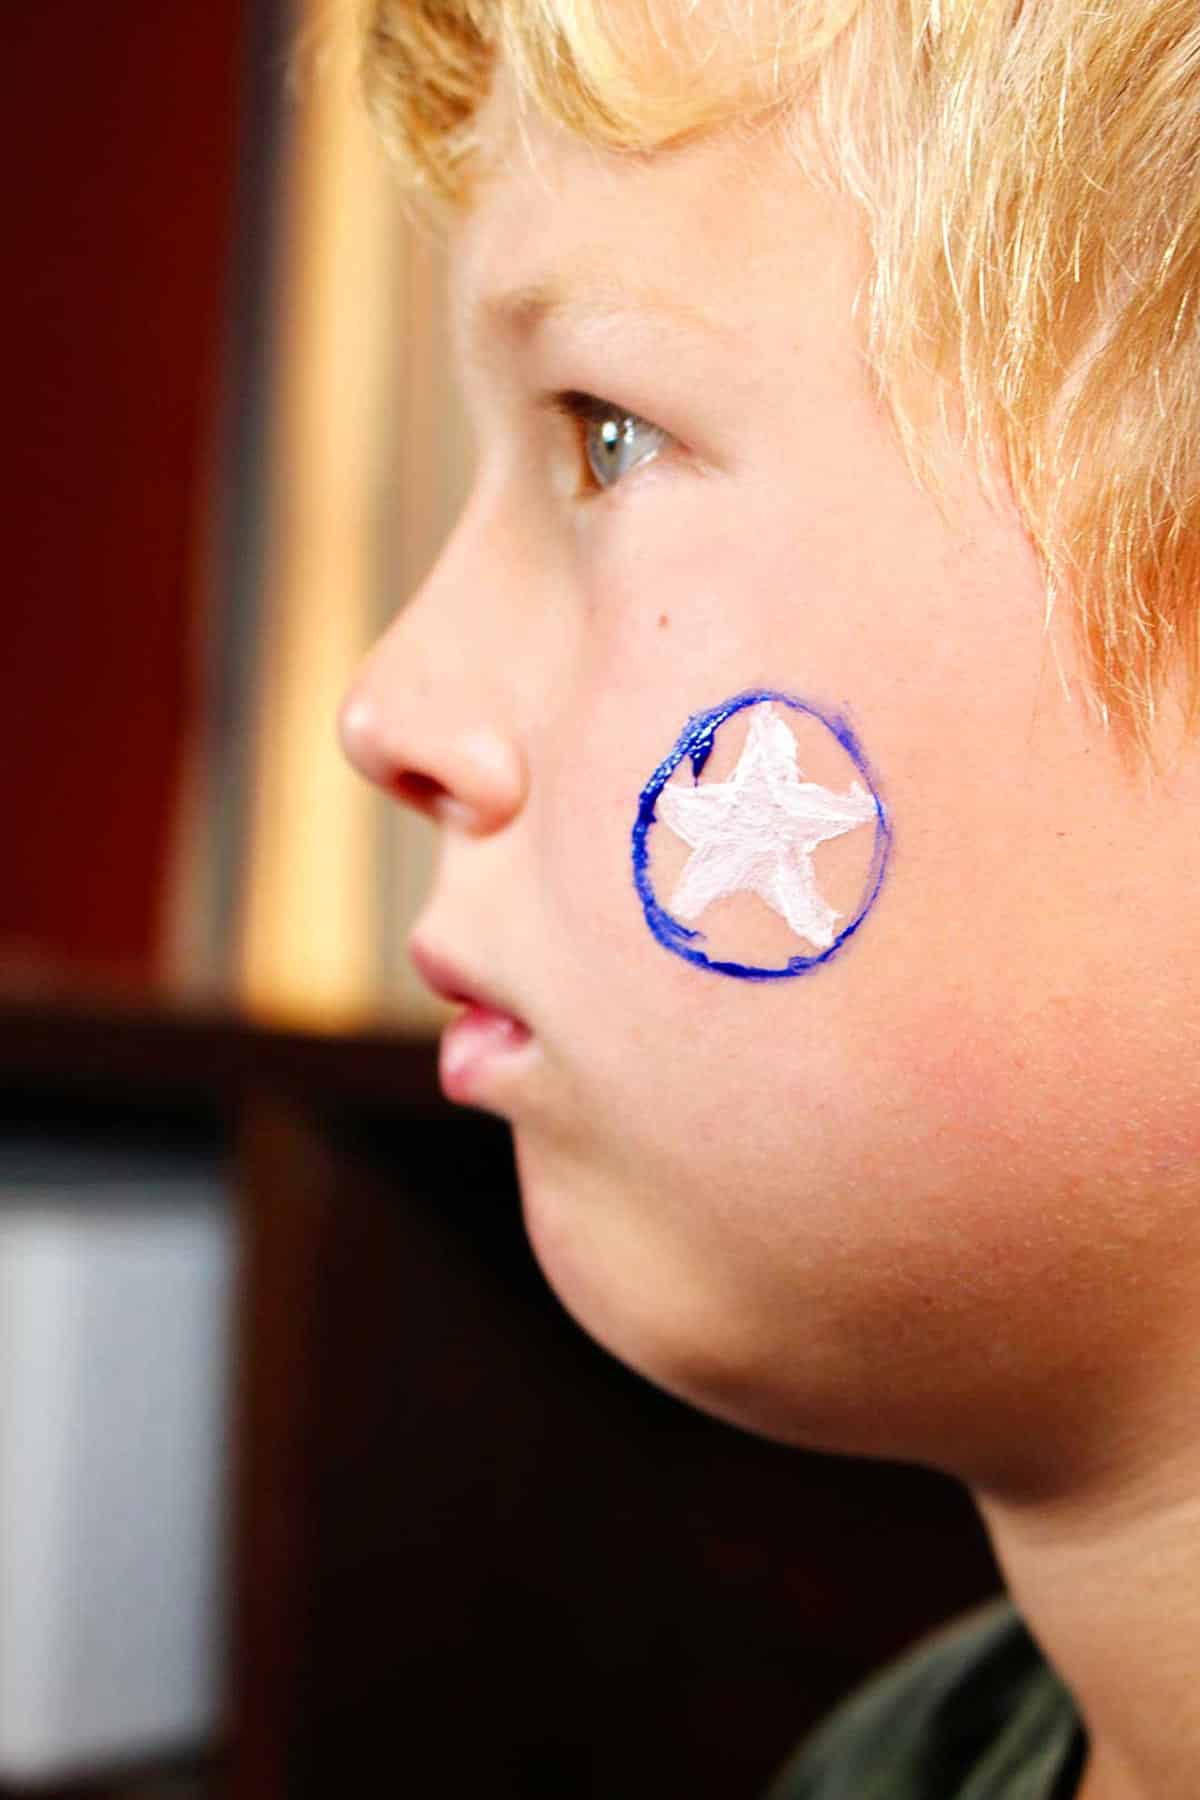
[409,939,532,1104]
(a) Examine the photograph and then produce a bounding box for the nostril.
[390,769,446,814]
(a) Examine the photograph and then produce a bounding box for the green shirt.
[764,1596,1086,1799]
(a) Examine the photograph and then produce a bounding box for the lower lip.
[439,1004,532,1103]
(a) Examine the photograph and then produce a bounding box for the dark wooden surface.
[0,991,1002,1799]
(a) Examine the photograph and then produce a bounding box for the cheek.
[527,655,894,1133]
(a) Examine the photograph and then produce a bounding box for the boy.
[337,4,1200,1795]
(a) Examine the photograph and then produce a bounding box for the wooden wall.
[1,1,246,982]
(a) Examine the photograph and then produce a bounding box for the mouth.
[409,939,534,1105]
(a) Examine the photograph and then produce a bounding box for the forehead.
[449,70,851,358]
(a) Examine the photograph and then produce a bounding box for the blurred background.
[0,2,1001,1796]
[4,0,467,1029]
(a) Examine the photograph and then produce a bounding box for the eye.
[552,390,671,492]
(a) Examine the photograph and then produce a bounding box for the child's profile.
[337,5,1200,1796]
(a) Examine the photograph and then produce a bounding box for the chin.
[511,1130,980,1468]
[513,1132,622,1352]
[514,1131,820,1447]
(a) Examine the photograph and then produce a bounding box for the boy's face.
[341,77,1200,1493]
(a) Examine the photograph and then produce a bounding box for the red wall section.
[2,0,246,981]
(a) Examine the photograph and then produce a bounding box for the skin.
[340,71,1200,1800]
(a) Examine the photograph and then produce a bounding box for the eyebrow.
[464,276,735,358]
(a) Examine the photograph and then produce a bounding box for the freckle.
[658,613,670,629]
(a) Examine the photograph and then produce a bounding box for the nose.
[338,567,529,837]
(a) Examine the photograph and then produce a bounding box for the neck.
[975,1429,1200,1800]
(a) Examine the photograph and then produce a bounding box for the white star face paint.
[632,691,890,979]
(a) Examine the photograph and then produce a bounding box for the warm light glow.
[235,3,465,1032]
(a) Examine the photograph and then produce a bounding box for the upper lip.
[409,938,524,1022]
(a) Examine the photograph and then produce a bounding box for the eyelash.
[549,389,672,495]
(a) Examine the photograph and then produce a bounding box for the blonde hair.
[364,0,1200,744]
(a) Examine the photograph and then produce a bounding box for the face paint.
[632,690,890,979]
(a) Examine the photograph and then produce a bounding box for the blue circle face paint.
[631,690,891,980]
